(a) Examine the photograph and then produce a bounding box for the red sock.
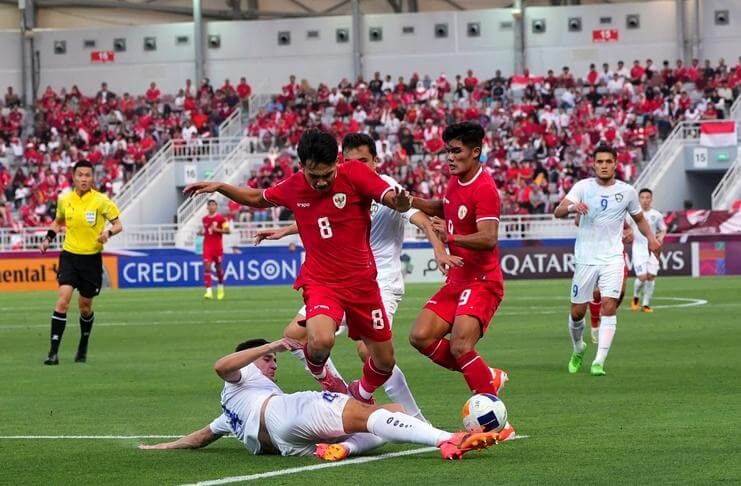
[422,338,460,371]
[217,268,224,283]
[589,300,601,329]
[204,269,212,288]
[303,342,327,378]
[359,358,393,394]
[456,350,497,395]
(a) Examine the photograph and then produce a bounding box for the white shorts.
[571,262,625,304]
[633,254,659,276]
[298,286,403,327]
[263,391,350,456]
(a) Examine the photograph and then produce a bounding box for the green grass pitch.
[1,276,739,485]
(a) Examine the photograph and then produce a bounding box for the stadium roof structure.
[0,0,658,21]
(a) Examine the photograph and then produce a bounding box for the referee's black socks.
[49,311,67,356]
[77,312,95,358]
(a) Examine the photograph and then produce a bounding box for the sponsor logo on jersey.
[333,193,347,209]
[297,202,310,207]
[458,205,468,219]
[614,193,624,202]
[85,211,96,224]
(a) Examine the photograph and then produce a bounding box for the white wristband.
[567,204,576,213]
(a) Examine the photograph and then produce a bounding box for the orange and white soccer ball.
[461,393,507,433]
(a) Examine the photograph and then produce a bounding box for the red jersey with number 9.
[263,161,393,287]
[444,166,503,284]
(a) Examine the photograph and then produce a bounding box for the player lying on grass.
[138,337,500,461]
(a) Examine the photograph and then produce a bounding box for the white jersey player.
[138,337,499,461]
[256,133,459,418]
[628,188,667,312]
[555,145,661,376]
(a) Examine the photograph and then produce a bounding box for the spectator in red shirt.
[145,82,161,105]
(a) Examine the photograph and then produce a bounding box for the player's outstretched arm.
[381,187,412,213]
[183,181,273,209]
[554,198,588,218]
[138,426,222,450]
[631,212,661,256]
[411,196,444,218]
[214,337,302,382]
[410,212,463,275]
[254,224,299,245]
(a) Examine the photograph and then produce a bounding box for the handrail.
[711,150,741,209]
[0,215,579,251]
[114,139,173,211]
[730,93,741,121]
[217,106,243,139]
[634,121,700,189]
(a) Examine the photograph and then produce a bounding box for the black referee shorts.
[57,251,103,298]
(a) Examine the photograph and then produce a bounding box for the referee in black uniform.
[40,160,123,365]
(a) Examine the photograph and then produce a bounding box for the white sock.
[642,280,655,307]
[383,366,425,421]
[340,433,386,455]
[358,382,373,400]
[633,279,644,299]
[593,315,617,366]
[366,409,450,447]
[568,315,586,353]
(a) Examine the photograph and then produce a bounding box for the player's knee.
[408,328,432,352]
[78,301,92,316]
[356,343,370,363]
[570,306,587,321]
[55,298,70,313]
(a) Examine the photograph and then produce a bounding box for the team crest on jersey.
[458,205,468,219]
[370,201,379,216]
[85,211,96,224]
[614,193,624,202]
[333,193,347,209]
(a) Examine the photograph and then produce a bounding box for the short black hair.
[234,338,269,352]
[342,132,377,158]
[592,145,617,160]
[639,188,653,196]
[207,199,217,204]
[73,160,94,172]
[297,129,338,168]
[442,122,485,152]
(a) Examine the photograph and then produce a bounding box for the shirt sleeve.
[565,180,584,204]
[626,187,641,215]
[101,196,120,221]
[656,211,667,231]
[208,414,232,436]
[262,176,294,209]
[474,181,502,222]
[55,195,66,221]
[347,162,394,202]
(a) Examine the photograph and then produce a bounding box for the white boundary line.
[0,435,183,439]
[181,435,530,486]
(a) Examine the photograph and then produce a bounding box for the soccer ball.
[461,393,507,433]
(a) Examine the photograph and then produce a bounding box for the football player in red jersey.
[184,129,412,404]
[410,122,515,440]
[201,199,230,300]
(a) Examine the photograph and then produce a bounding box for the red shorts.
[300,281,392,342]
[424,279,504,333]
[203,246,224,264]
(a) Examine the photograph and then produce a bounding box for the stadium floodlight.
[208,34,221,49]
[532,19,546,34]
[143,36,157,52]
[626,14,640,29]
[369,27,383,42]
[53,40,66,54]
[434,23,448,38]
[568,17,582,32]
[467,22,481,37]
[336,28,349,43]
[113,38,126,52]
[277,31,291,46]
[714,10,729,26]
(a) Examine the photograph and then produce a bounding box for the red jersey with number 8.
[263,161,393,287]
[444,166,503,284]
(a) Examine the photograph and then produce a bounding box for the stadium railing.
[633,120,700,190]
[0,215,578,251]
[711,150,741,209]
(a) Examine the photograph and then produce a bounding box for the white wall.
[0,0,739,98]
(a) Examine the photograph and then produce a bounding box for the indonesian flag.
[510,74,544,90]
[699,121,737,147]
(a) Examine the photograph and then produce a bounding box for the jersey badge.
[614,193,624,202]
[458,205,468,219]
[333,193,347,209]
[85,211,96,224]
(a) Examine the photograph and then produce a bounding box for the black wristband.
[106,230,113,238]
[46,229,57,242]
